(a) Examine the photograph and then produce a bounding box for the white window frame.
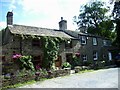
[103,40,107,46]
[93,51,98,60]
[82,55,87,61]
[81,36,86,44]
[93,37,97,45]
[108,52,112,61]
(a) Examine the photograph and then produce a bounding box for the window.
[33,55,42,70]
[93,51,98,60]
[108,52,112,61]
[65,40,72,48]
[93,37,97,45]
[103,54,106,58]
[103,40,111,46]
[32,39,41,47]
[82,55,87,61]
[2,56,6,62]
[33,55,42,62]
[103,40,107,46]
[81,36,86,44]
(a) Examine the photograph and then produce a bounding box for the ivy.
[14,34,41,40]
[13,34,67,69]
[41,36,64,69]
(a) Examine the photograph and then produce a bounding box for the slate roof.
[65,29,102,38]
[8,24,74,39]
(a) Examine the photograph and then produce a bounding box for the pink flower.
[12,54,22,59]
[12,55,17,58]
[75,52,80,57]
[16,54,22,58]
[36,64,41,70]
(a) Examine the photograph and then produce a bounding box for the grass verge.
[1,78,48,90]
[78,69,95,74]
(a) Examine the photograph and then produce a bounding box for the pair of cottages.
[1,12,115,69]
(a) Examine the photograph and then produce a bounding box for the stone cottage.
[2,12,81,69]
[1,11,115,69]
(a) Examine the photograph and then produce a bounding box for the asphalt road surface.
[19,68,119,88]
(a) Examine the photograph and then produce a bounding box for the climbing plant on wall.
[13,34,41,40]
[41,36,64,69]
[13,34,69,69]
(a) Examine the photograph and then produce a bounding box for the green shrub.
[16,69,35,77]
[19,56,35,71]
[82,61,91,66]
[72,55,81,68]
[37,68,48,77]
[97,60,106,69]
[62,62,71,68]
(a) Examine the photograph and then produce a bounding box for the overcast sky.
[0,0,113,30]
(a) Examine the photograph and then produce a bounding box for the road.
[19,68,119,88]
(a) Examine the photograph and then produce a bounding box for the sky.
[0,0,113,30]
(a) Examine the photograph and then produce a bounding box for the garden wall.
[2,69,71,87]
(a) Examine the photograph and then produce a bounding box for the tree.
[111,0,120,48]
[74,1,115,40]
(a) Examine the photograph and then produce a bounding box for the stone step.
[70,70,75,74]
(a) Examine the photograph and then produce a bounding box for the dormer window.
[65,40,72,48]
[93,37,97,45]
[81,36,86,44]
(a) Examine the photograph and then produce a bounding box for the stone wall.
[78,35,112,63]
[79,36,103,62]
[2,33,113,68]
[21,38,43,56]
[2,69,71,88]
[59,39,81,63]
[2,36,44,60]
[2,35,80,69]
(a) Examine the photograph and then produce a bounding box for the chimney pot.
[61,17,63,20]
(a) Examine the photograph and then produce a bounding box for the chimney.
[6,11,13,26]
[59,17,67,30]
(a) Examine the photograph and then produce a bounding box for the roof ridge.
[13,24,59,31]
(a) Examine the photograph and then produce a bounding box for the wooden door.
[55,56,62,67]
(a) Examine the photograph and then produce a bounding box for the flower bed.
[2,74,35,87]
[48,69,70,78]
[2,68,71,88]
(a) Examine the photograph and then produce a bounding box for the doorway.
[55,55,62,67]
[66,53,73,64]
